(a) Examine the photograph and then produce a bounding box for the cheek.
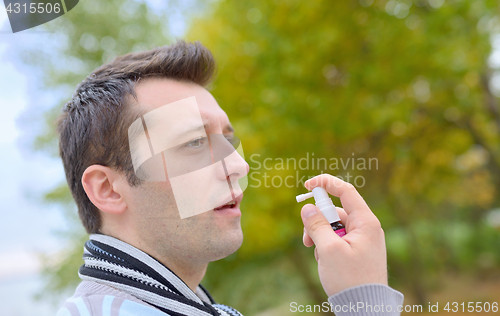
[150,179,174,190]
[131,182,178,217]
[139,181,174,199]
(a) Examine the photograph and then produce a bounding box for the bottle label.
[335,228,346,237]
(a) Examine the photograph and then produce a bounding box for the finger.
[337,207,348,225]
[305,174,370,216]
[301,204,340,247]
[314,247,319,261]
[303,229,314,247]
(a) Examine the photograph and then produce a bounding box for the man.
[57,40,403,315]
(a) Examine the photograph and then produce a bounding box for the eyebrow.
[167,122,235,142]
[172,124,207,141]
[225,125,235,133]
[195,122,235,134]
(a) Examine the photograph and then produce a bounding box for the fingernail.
[303,205,317,218]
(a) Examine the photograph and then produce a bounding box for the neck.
[154,253,208,292]
[102,228,208,292]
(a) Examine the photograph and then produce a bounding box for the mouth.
[213,194,243,211]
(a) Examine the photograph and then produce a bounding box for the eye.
[185,137,207,148]
[225,135,234,144]
[225,134,239,147]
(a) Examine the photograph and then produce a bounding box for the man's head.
[58,41,248,263]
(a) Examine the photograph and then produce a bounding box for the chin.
[210,229,243,262]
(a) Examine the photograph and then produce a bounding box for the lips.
[214,200,237,210]
[213,193,243,211]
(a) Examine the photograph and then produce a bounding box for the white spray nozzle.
[295,187,340,224]
[296,192,314,203]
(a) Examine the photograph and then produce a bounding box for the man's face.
[123,78,248,264]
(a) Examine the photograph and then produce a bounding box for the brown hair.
[57,40,216,234]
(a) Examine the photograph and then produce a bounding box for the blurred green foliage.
[187,0,500,308]
[27,0,500,313]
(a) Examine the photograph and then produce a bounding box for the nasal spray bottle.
[296,187,346,237]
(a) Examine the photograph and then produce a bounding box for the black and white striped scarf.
[79,234,243,316]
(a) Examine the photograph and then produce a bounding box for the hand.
[301,174,388,297]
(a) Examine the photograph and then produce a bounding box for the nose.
[221,142,249,197]
[210,135,249,185]
[224,147,249,181]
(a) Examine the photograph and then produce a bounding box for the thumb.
[301,204,339,247]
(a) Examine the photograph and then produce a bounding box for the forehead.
[133,78,226,119]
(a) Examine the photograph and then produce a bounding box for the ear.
[82,165,127,215]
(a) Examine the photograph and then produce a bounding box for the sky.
[0,7,70,316]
